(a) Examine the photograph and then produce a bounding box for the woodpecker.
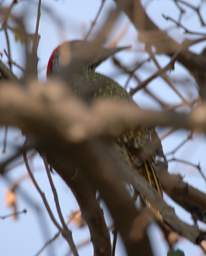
[47,40,167,205]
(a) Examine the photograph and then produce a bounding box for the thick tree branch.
[0,81,205,248]
[1,82,206,141]
[158,171,206,223]
[113,0,206,98]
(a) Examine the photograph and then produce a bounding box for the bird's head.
[47,40,129,77]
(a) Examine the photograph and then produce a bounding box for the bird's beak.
[90,45,131,69]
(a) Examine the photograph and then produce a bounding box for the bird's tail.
[143,160,162,196]
[142,160,163,220]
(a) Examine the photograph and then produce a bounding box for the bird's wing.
[116,127,167,196]
[91,72,167,195]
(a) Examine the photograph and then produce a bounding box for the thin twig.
[129,51,179,96]
[68,238,90,256]
[3,28,12,71]
[112,228,118,256]
[34,231,60,256]
[163,14,206,36]
[0,144,33,175]
[168,157,200,170]
[146,46,191,107]
[84,0,106,40]
[32,0,42,76]
[4,49,25,72]
[166,132,193,156]
[43,158,79,256]
[23,153,79,255]
[2,126,8,153]
[23,153,62,230]
[0,209,27,220]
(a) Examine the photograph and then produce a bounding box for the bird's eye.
[52,52,60,74]
[88,63,95,70]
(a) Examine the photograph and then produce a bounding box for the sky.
[0,0,206,255]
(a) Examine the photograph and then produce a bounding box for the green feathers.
[83,70,165,197]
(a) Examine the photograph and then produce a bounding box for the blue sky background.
[0,0,206,255]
